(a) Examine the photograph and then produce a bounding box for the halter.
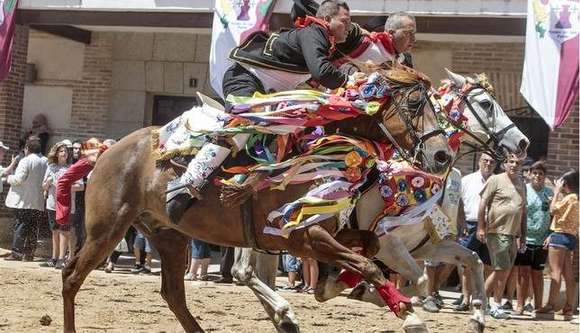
[437,83,514,162]
[378,81,445,165]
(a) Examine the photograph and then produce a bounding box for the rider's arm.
[297,25,347,90]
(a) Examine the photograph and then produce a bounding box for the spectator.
[537,170,579,316]
[131,231,153,274]
[22,114,51,155]
[279,254,302,291]
[4,137,47,261]
[39,142,82,269]
[512,161,553,314]
[455,153,495,311]
[301,257,318,294]
[104,236,130,273]
[216,246,234,284]
[422,260,454,312]
[0,141,18,192]
[185,239,211,281]
[71,140,83,163]
[477,154,527,319]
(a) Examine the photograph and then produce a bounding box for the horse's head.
[441,69,529,160]
[371,66,453,174]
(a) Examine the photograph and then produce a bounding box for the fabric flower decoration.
[360,84,378,99]
[431,182,442,194]
[380,185,394,198]
[411,176,425,188]
[395,193,409,207]
[345,167,362,182]
[345,151,363,168]
[397,178,408,192]
[414,189,427,202]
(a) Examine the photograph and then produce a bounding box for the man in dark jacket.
[222,0,352,106]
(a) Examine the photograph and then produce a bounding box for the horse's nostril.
[434,151,450,164]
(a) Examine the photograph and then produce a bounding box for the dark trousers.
[12,209,42,256]
[71,210,85,251]
[222,63,265,112]
[220,246,235,279]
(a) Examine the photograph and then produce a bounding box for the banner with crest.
[520,0,579,129]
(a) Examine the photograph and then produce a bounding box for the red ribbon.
[377,281,411,317]
[336,269,363,288]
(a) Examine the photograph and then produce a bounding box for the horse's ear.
[444,68,466,87]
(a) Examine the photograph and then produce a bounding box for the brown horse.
[62,68,451,333]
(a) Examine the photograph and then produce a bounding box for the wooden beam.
[17,10,526,36]
[31,25,91,44]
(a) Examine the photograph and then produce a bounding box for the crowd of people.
[0,117,117,269]
[409,153,579,322]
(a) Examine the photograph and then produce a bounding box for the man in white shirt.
[4,137,48,261]
[454,153,496,311]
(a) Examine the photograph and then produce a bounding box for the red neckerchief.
[294,15,337,55]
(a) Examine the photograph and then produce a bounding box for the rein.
[437,85,514,162]
[377,82,444,166]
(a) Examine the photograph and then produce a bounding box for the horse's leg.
[416,240,486,333]
[347,234,429,307]
[289,225,427,333]
[62,206,135,333]
[315,229,383,302]
[147,228,203,333]
[232,247,299,333]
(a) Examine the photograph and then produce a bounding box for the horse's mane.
[352,60,432,88]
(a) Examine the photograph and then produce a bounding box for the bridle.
[377,81,445,165]
[437,84,515,162]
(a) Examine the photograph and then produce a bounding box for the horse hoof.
[402,312,428,333]
[468,318,485,333]
[402,324,429,333]
[278,321,300,333]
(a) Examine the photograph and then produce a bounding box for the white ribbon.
[377,190,443,234]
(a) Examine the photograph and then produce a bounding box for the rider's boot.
[165,142,231,223]
[181,142,232,196]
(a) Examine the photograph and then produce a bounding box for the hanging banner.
[209,0,277,98]
[520,0,579,129]
[0,0,18,81]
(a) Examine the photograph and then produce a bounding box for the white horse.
[233,69,529,333]
[316,70,529,333]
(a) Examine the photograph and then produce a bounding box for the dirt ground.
[0,258,577,333]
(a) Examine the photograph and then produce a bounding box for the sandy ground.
[0,256,577,333]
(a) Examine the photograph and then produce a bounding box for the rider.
[173,0,354,201]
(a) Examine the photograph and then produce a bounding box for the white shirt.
[240,63,311,93]
[5,153,47,210]
[461,170,487,222]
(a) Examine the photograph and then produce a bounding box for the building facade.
[0,0,578,246]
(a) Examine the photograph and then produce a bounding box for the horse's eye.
[479,100,493,114]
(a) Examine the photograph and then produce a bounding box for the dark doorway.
[152,95,198,126]
[510,116,550,161]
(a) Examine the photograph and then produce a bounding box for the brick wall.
[0,25,29,244]
[0,25,29,158]
[547,103,579,178]
[68,32,112,140]
[420,40,579,178]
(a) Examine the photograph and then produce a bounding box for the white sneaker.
[490,307,510,320]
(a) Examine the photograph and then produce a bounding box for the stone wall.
[108,32,213,139]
